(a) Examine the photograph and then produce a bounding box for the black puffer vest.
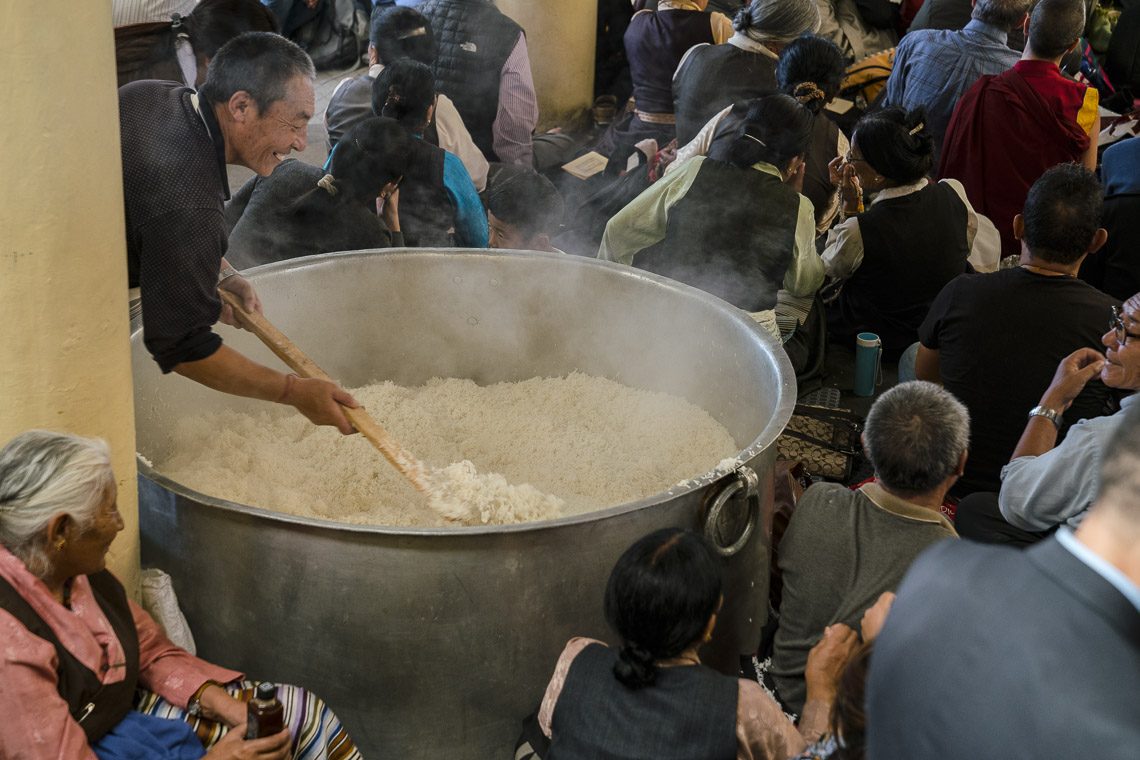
[419,0,522,162]
[0,570,140,744]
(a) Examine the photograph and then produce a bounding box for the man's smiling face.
[235,74,315,176]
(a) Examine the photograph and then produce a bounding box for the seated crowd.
[13,0,1133,757]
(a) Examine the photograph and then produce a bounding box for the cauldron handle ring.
[703,466,760,557]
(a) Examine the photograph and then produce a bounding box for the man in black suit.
[865,399,1140,758]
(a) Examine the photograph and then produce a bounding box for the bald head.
[972,0,1034,32]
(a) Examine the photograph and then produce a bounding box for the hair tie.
[793,82,826,103]
[744,133,767,147]
[397,26,428,40]
[908,122,925,136]
[317,173,339,196]
[384,86,402,112]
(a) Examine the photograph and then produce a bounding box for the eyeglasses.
[1110,305,1140,345]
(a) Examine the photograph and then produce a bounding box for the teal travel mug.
[854,332,882,397]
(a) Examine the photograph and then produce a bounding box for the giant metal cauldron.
[131,250,796,758]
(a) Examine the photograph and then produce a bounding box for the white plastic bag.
[139,568,197,654]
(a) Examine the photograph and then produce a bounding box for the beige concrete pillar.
[0,2,139,592]
[498,0,598,128]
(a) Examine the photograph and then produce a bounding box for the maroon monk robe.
[938,65,1091,260]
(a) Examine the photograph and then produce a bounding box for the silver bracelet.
[218,265,239,283]
[1028,405,1063,430]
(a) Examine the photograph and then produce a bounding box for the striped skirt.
[136,680,362,760]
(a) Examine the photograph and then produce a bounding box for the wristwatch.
[1028,405,1063,430]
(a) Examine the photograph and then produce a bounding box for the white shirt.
[112,0,199,26]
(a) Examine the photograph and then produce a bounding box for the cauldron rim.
[133,248,796,536]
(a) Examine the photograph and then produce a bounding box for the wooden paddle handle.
[218,289,429,493]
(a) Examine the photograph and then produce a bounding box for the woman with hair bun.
[601,94,824,340]
[674,33,847,231]
[822,107,1000,355]
[673,0,822,145]
[535,528,858,759]
[371,59,488,248]
[224,117,411,269]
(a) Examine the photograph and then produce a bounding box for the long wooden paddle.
[217,289,430,495]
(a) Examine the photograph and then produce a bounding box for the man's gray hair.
[198,31,315,112]
[0,431,113,578]
[973,0,1035,31]
[1095,398,1140,524]
[863,382,970,496]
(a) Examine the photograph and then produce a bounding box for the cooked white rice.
[157,372,738,527]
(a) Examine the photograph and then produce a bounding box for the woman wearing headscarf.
[224,117,411,269]
[0,430,362,759]
[672,0,822,145]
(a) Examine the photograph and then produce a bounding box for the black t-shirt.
[919,267,1117,494]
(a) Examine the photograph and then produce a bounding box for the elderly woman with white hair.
[672,0,822,145]
[0,430,361,760]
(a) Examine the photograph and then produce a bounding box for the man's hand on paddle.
[218,272,264,328]
[282,376,361,435]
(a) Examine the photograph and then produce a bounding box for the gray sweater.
[770,481,957,713]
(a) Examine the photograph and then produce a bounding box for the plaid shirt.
[883,20,1020,150]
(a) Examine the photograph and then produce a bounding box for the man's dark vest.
[0,570,140,744]
[548,643,738,760]
[635,159,800,312]
[401,139,456,247]
[418,0,522,162]
[625,9,717,115]
[673,43,778,145]
[836,181,969,351]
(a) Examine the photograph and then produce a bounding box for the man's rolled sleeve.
[137,208,227,373]
[999,421,1105,530]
